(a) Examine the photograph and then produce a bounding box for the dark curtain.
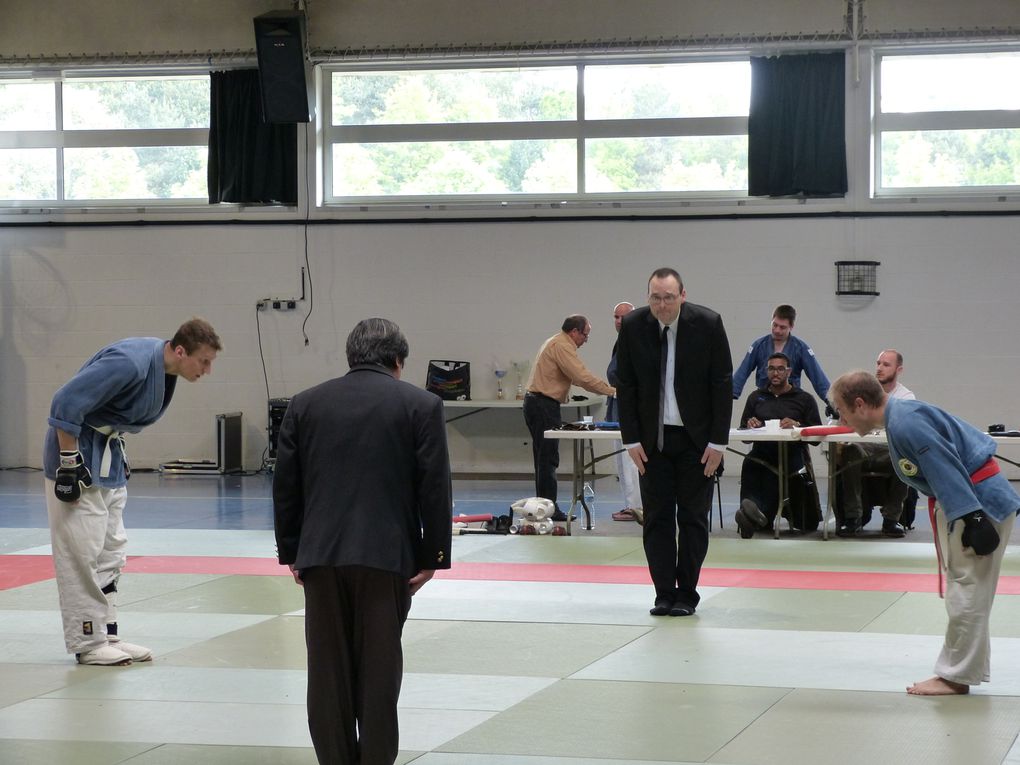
[748,52,847,197]
[208,69,297,204]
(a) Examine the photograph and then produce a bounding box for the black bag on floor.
[426,360,471,400]
[784,459,822,532]
[900,487,918,529]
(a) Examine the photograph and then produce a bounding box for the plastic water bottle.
[583,482,595,505]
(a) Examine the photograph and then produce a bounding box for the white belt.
[89,425,125,478]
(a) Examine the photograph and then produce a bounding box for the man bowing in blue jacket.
[831,370,1019,696]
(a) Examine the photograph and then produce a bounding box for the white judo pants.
[933,503,1015,686]
[614,440,642,510]
[45,479,129,654]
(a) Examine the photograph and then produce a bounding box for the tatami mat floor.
[3,471,1020,764]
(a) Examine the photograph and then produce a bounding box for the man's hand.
[287,564,303,586]
[779,417,800,429]
[54,450,92,503]
[746,416,762,428]
[701,446,723,477]
[961,510,1000,555]
[628,444,648,475]
[409,569,435,596]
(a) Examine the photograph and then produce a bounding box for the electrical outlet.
[260,296,298,310]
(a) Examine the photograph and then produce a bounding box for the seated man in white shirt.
[836,349,915,538]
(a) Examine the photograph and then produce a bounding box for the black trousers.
[639,426,713,608]
[740,458,822,529]
[523,393,562,505]
[740,458,786,524]
[302,565,411,765]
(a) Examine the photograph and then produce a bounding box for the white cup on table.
[764,419,781,433]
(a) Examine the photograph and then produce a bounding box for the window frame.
[320,55,752,208]
[0,69,211,207]
[5,45,1020,219]
[873,45,1020,199]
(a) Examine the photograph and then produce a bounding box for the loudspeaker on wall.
[253,10,314,123]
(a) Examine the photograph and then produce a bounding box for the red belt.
[970,458,1000,484]
[929,457,1000,597]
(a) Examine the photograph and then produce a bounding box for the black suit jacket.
[616,303,733,453]
[273,365,452,578]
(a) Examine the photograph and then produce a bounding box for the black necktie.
[658,325,668,451]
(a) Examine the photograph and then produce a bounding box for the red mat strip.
[0,556,55,589]
[2,554,1008,595]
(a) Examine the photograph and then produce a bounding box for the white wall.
[3,214,1019,476]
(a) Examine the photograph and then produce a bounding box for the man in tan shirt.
[523,315,615,521]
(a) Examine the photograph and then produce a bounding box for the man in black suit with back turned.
[616,268,733,617]
[273,317,452,765]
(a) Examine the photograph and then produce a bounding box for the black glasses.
[649,293,679,305]
[766,366,788,373]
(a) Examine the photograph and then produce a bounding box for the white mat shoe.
[76,644,133,666]
[108,636,153,662]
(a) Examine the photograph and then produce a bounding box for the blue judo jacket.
[44,337,176,488]
[885,397,1020,523]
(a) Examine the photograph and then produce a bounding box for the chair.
[831,443,913,528]
[709,462,724,531]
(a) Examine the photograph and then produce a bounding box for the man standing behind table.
[732,304,830,402]
[523,315,615,522]
[837,349,916,538]
[830,370,1019,696]
[607,301,644,524]
[45,317,221,666]
[616,268,733,617]
[274,318,452,764]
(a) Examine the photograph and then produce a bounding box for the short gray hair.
[830,369,885,409]
[346,318,409,369]
[561,315,588,333]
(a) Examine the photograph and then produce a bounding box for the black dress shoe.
[740,499,767,527]
[881,519,907,538]
[735,499,767,539]
[549,510,576,522]
[734,508,756,539]
[649,598,672,616]
[836,520,861,538]
[669,602,695,617]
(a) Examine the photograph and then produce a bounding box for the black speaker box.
[268,397,291,459]
[253,10,313,123]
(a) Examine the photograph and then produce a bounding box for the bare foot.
[906,676,970,696]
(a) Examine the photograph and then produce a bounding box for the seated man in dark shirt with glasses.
[734,352,822,538]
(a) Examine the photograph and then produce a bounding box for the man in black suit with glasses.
[615,268,733,617]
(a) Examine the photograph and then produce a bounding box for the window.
[875,51,1020,194]
[0,74,210,204]
[323,60,750,203]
